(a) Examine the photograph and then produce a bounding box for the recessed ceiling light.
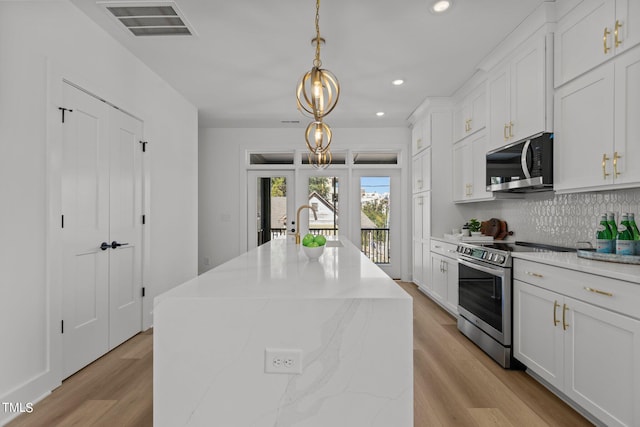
[431,0,452,13]
[376,112,385,117]
[392,79,404,86]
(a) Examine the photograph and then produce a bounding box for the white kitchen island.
[153,238,413,427]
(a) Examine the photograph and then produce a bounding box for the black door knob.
[111,241,129,249]
[100,242,110,251]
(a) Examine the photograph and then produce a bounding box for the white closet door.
[108,108,143,349]
[61,83,110,378]
[61,82,144,378]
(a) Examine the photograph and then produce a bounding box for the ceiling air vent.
[99,2,194,36]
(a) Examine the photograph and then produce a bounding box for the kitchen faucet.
[295,204,318,245]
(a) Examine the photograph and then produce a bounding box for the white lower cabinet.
[514,260,640,427]
[426,240,458,316]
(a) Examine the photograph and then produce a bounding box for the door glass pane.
[360,176,390,264]
[307,177,339,236]
[257,176,288,246]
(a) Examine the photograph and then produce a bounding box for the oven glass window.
[458,262,504,333]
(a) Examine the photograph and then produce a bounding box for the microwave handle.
[521,139,532,179]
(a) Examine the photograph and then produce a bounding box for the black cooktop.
[488,241,576,253]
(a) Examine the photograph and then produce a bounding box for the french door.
[352,170,401,279]
[245,167,400,278]
[61,83,143,378]
[296,170,348,239]
[247,171,295,250]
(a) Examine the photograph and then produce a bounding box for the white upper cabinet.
[453,82,486,143]
[555,0,640,87]
[411,119,425,156]
[452,132,493,203]
[412,114,433,156]
[555,44,640,192]
[412,147,431,193]
[487,34,552,151]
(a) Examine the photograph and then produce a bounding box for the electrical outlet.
[265,348,303,374]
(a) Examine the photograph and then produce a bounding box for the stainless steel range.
[455,241,572,369]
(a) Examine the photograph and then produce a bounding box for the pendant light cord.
[313,0,322,68]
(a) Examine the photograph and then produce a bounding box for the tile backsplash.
[460,188,640,249]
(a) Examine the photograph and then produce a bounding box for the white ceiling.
[69,0,550,128]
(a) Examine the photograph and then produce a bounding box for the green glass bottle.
[629,213,640,255]
[596,213,613,253]
[607,212,617,238]
[616,213,634,256]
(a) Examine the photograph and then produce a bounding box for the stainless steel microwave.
[486,132,553,193]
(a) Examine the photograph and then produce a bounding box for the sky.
[360,176,390,195]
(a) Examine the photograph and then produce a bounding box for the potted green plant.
[468,218,481,236]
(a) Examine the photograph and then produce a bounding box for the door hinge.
[61,214,64,229]
[139,140,148,152]
[142,287,146,298]
[142,214,146,225]
[58,107,73,123]
[61,320,64,334]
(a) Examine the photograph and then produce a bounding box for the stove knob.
[486,253,493,261]
[496,255,505,263]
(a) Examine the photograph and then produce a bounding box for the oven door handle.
[458,258,505,277]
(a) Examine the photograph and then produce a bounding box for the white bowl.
[302,244,325,260]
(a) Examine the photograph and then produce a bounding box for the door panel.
[61,83,110,378]
[108,109,143,349]
[247,171,294,250]
[352,170,400,279]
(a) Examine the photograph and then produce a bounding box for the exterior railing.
[269,227,390,264]
[360,228,390,264]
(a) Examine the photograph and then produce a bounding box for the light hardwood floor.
[8,282,592,427]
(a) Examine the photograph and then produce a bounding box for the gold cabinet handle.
[504,124,509,141]
[613,151,621,177]
[604,27,611,54]
[553,300,560,326]
[417,179,423,189]
[525,271,543,278]
[584,286,613,297]
[602,153,610,179]
[509,121,514,138]
[416,138,422,149]
[562,304,569,330]
[615,20,623,48]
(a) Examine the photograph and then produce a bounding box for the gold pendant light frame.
[295,0,340,168]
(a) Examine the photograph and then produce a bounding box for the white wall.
[0,1,198,421]
[199,127,411,278]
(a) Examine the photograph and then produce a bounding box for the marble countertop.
[155,237,410,304]
[512,251,640,284]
